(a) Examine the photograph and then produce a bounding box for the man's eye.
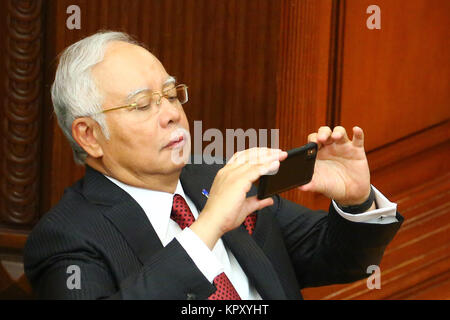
[134,96,152,111]
[135,104,151,111]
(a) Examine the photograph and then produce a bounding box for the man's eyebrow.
[125,76,176,101]
[125,88,149,101]
[163,76,176,87]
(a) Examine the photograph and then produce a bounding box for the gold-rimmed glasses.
[93,84,188,115]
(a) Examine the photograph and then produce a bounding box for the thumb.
[298,180,315,192]
[243,196,274,215]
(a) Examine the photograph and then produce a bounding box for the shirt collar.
[104,175,188,243]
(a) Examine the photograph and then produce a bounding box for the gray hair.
[51,31,138,164]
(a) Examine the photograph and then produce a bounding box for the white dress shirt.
[105,175,397,300]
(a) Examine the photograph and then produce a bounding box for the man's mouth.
[164,134,185,149]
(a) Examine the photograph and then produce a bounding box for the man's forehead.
[105,40,155,60]
[93,41,171,100]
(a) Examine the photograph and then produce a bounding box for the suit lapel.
[102,201,164,265]
[179,162,210,211]
[222,226,287,299]
[82,166,163,265]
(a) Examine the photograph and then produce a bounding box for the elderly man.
[24,31,403,300]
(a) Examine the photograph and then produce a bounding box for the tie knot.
[171,194,195,230]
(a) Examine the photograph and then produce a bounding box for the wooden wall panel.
[339,0,450,151]
[0,0,44,228]
[275,0,333,210]
[0,0,44,299]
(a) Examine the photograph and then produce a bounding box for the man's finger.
[308,133,323,149]
[317,126,333,145]
[232,158,281,183]
[352,126,365,148]
[228,147,276,165]
[297,181,314,192]
[331,126,350,144]
[227,150,244,165]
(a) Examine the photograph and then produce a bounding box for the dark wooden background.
[0,0,449,299]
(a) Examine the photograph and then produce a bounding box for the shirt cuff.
[332,185,398,224]
[175,227,223,283]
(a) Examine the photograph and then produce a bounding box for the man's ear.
[72,117,104,159]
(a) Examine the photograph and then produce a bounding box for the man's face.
[91,41,190,179]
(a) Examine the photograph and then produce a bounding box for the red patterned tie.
[244,213,257,235]
[171,194,241,300]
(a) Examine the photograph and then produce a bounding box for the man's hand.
[299,126,372,207]
[190,148,287,249]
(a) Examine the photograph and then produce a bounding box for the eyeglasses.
[93,84,188,115]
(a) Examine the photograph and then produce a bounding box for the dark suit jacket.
[24,162,403,299]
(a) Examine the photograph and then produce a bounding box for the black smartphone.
[257,142,318,199]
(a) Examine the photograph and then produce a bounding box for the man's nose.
[158,97,181,128]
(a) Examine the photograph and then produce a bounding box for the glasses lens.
[135,95,153,109]
[176,85,188,104]
[134,85,188,110]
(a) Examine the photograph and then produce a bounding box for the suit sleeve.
[24,218,216,300]
[273,195,404,288]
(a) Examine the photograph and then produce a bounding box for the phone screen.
[257,143,317,199]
